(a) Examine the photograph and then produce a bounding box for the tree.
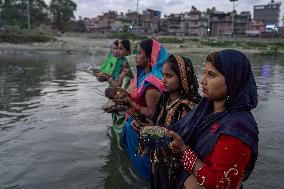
[0,0,48,29]
[0,0,25,27]
[77,16,85,32]
[29,0,49,26]
[50,0,77,32]
[206,7,216,16]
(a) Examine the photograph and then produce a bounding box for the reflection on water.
[0,53,284,188]
[101,128,149,189]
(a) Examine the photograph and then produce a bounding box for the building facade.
[140,9,161,34]
[188,6,208,36]
[211,12,233,36]
[253,0,282,26]
[251,19,266,32]
[210,11,251,36]
[234,11,251,35]
[162,6,209,36]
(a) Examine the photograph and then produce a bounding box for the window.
[254,6,264,9]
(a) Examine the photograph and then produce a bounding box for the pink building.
[251,19,266,32]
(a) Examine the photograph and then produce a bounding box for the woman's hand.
[112,95,131,106]
[167,130,188,153]
[120,69,127,78]
[132,120,142,132]
[108,79,118,87]
[132,117,155,132]
[97,74,109,82]
[144,117,154,126]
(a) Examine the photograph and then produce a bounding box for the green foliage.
[1,25,22,34]
[206,7,216,15]
[63,20,85,32]
[0,0,77,32]
[156,37,184,43]
[186,38,200,42]
[0,25,56,43]
[200,40,233,47]
[245,41,268,48]
[198,38,284,52]
[50,0,77,32]
[271,43,284,49]
[111,31,147,40]
[28,0,49,26]
[0,0,49,29]
[0,32,55,43]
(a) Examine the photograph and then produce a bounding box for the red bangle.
[182,148,198,173]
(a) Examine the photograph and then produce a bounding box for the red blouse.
[139,85,158,106]
[194,134,251,189]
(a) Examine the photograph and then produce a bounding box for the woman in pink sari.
[120,39,168,180]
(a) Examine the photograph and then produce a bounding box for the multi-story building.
[95,11,118,32]
[210,11,251,36]
[253,0,282,26]
[234,11,251,35]
[160,18,169,34]
[162,6,208,36]
[211,12,233,36]
[125,9,161,34]
[85,9,161,33]
[251,19,266,33]
[84,17,99,32]
[163,13,184,35]
[141,9,161,34]
[188,6,208,36]
[110,13,131,31]
[126,11,139,29]
[181,12,190,36]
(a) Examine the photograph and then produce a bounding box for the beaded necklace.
[166,96,181,110]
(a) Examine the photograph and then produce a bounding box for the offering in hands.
[137,126,172,163]
[105,87,128,100]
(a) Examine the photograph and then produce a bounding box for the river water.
[0,53,283,189]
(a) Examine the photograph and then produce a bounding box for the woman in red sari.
[168,49,259,189]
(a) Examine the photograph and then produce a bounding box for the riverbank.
[0,33,284,56]
[0,37,113,56]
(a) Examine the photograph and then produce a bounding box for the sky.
[45,0,284,23]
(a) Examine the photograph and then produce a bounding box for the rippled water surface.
[0,53,283,188]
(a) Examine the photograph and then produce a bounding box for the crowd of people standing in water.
[92,38,259,189]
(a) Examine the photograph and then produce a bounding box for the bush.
[274,43,284,49]
[200,40,232,47]
[0,33,55,43]
[186,38,200,42]
[1,25,22,35]
[111,31,147,40]
[0,25,56,43]
[246,41,268,48]
[156,37,184,43]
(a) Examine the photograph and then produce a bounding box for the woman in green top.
[100,40,119,74]
[95,40,119,81]
[106,40,134,143]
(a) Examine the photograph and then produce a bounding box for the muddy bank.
[0,35,283,56]
[0,37,113,56]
